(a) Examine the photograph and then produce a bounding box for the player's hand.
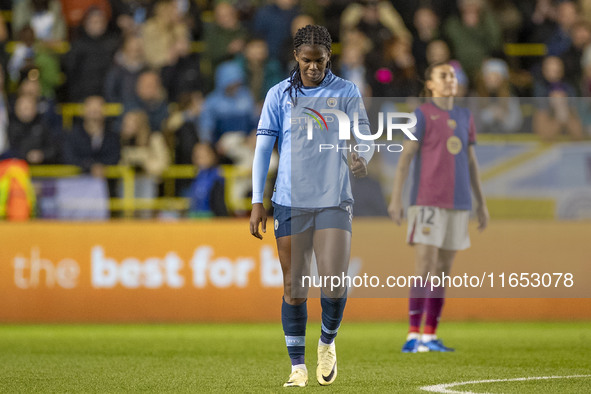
[476,204,489,232]
[350,153,368,178]
[250,203,267,240]
[388,199,403,225]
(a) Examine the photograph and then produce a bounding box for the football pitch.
[0,322,589,393]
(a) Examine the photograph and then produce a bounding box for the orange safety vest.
[0,159,36,221]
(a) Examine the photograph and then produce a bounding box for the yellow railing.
[57,103,124,130]
[30,164,253,218]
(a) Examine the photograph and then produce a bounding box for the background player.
[388,62,489,353]
[249,25,373,387]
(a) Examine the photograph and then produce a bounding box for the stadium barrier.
[31,164,252,217]
[0,219,589,323]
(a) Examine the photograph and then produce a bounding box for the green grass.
[0,322,590,393]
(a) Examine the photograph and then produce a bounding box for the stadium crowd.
[0,0,590,218]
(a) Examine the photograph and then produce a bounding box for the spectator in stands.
[411,7,441,78]
[545,0,579,57]
[119,110,169,204]
[425,39,451,67]
[8,94,57,164]
[60,0,111,38]
[64,96,120,177]
[337,42,369,97]
[0,13,8,69]
[487,0,523,43]
[12,0,67,46]
[0,64,8,158]
[164,90,203,195]
[160,32,202,102]
[282,14,316,73]
[533,86,584,140]
[141,0,190,70]
[65,7,118,102]
[109,0,152,36]
[514,0,554,49]
[15,68,61,135]
[203,2,247,69]
[582,44,591,96]
[576,45,591,135]
[252,0,300,67]
[187,142,228,217]
[369,36,421,98]
[199,61,256,151]
[234,38,283,105]
[174,0,203,40]
[444,0,502,82]
[104,34,146,104]
[165,91,203,165]
[125,70,169,132]
[533,56,576,97]
[562,21,591,93]
[340,0,411,54]
[533,57,583,140]
[8,27,61,101]
[474,58,523,134]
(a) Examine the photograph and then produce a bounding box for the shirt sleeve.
[409,108,426,142]
[257,86,281,137]
[251,134,276,204]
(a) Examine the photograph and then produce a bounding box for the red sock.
[424,297,445,335]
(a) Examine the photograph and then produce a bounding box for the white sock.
[292,364,307,373]
[407,332,421,341]
[422,334,437,342]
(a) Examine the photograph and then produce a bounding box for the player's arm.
[250,134,276,240]
[348,87,373,177]
[388,140,419,225]
[468,145,489,232]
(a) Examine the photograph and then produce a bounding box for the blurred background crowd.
[0,0,590,220]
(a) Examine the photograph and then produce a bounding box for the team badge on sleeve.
[327,98,337,107]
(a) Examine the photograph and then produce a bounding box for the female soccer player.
[388,62,489,353]
[249,25,372,387]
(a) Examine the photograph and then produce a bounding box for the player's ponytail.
[421,61,450,98]
[285,24,332,106]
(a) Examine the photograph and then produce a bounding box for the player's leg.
[419,248,456,352]
[420,209,469,352]
[404,243,438,352]
[404,206,441,352]
[313,227,350,386]
[275,203,314,387]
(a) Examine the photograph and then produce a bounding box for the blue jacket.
[199,61,257,143]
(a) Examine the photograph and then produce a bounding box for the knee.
[284,295,307,305]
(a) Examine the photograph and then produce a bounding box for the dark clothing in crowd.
[8,114,58,164]
[64,123,120,171]
[65,31,119,101]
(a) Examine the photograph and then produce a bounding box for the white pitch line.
[420,374,591,394]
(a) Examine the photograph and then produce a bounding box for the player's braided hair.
[285,25,332,105]
[421,61,452,97]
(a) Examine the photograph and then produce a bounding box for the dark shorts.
[272,202,353,238]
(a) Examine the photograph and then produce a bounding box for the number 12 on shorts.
[420,207,435,225]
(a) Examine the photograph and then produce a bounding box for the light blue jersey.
[254,70,373,208]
